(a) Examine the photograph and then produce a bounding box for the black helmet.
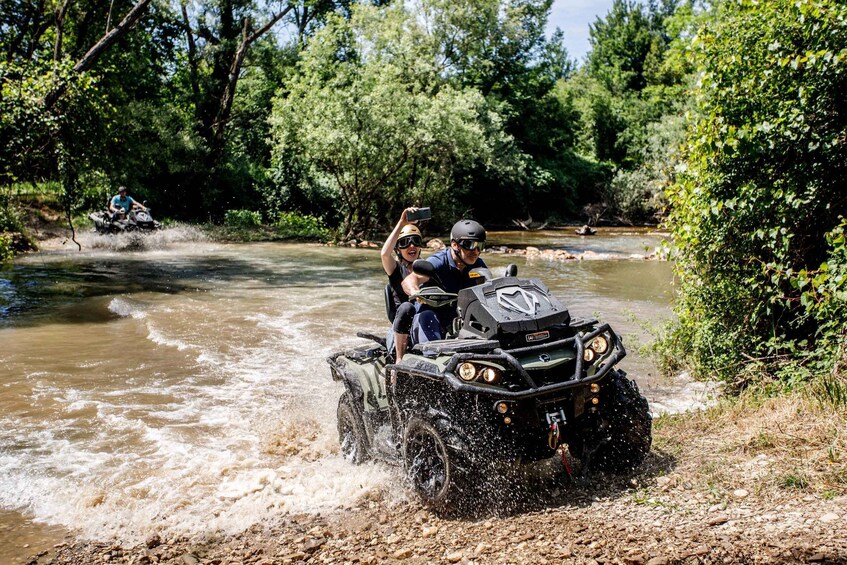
[450,219,486,243]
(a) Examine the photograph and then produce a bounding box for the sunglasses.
[456,239,485,251]
[397,235,422,249]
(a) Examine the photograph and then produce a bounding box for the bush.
[276,212,330,241]
[0,196,23,233]
[0,233,12,263]
[663,0,847,384]
[224,209,262,228]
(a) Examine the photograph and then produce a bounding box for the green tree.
[269,4,519,239]
[665,0,847,383]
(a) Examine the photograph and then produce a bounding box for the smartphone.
[406,207,432,222]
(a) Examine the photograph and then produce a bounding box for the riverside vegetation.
[5,0,847,562]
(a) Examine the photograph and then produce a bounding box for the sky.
[546,0,616,63]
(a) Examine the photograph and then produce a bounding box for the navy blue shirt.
[419,247,487,327]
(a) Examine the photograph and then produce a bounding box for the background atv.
[89,207,161,234]
[327,262,651,512]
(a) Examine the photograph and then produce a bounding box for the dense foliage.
[664,0,847,384]
[0,0,694,234]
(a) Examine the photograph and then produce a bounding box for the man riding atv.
[328,220,652,512]
[89,187,161,235]
[402,219,488,345]
[109,186,147,220]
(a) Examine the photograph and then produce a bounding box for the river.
[0,228,701,563]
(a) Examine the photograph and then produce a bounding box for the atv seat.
[384,284,397,322]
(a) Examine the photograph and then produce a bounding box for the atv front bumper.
[387,323,624,400]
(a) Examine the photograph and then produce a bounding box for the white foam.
[78,226,208,252]
[108,298,147,319]
[646,372,720,415]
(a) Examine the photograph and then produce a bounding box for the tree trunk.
[209,6,292,163]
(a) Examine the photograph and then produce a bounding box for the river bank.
[29,388,847,564]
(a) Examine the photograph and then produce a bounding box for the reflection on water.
[0,233,684,562]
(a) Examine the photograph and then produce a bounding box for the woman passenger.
[381,208,423,361]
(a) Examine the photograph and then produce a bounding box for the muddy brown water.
[0,229,693,564]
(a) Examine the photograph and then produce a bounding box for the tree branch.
[43,0,153,110]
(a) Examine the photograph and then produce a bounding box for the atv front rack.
[387,324,625,399]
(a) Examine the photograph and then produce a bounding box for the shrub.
[663,0,847,383]
[224,209,262,228]
[0,196,22,233]
[276,212,330,241]
[0,233,12,263]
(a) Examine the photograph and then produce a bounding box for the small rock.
[732,488,749,499]
[656,476,671,488]
[646,558,668,565]
[421,526,438,538]
[820,512,840,523]
[445,550,464,563]
[179,554,199,565]
[393,548,413,559]
[145,535,161,549]
[303,538,326,553]
[708,515,729,526]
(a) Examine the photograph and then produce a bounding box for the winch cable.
[548,421,573,477]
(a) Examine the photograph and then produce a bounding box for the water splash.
[51,225,208,252]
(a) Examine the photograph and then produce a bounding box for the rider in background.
[381,208,424,361]
[401,219,487,345]
[109,186,146,219]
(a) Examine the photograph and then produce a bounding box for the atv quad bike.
[328,261,651,512]
[89,207,161,235]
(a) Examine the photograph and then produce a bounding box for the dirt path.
[30,390,847,565]
[35,474,845,564]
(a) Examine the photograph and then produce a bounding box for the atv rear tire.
[403,415,468,512]
[573,371,652,474]
[337,392,370,464]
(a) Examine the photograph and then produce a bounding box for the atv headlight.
[481,367,501,384]
[583,348,596,363]
[590,335,609,354]
[458,362,477,381]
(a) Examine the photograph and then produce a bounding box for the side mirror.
[504,264,518,277]
[412,259,435,278]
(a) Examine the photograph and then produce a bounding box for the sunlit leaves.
[269,4,520,238]
[665,0,847,382]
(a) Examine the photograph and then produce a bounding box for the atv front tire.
[573,371,652,473]
[337,392,370,464]
[403,415,468,512]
